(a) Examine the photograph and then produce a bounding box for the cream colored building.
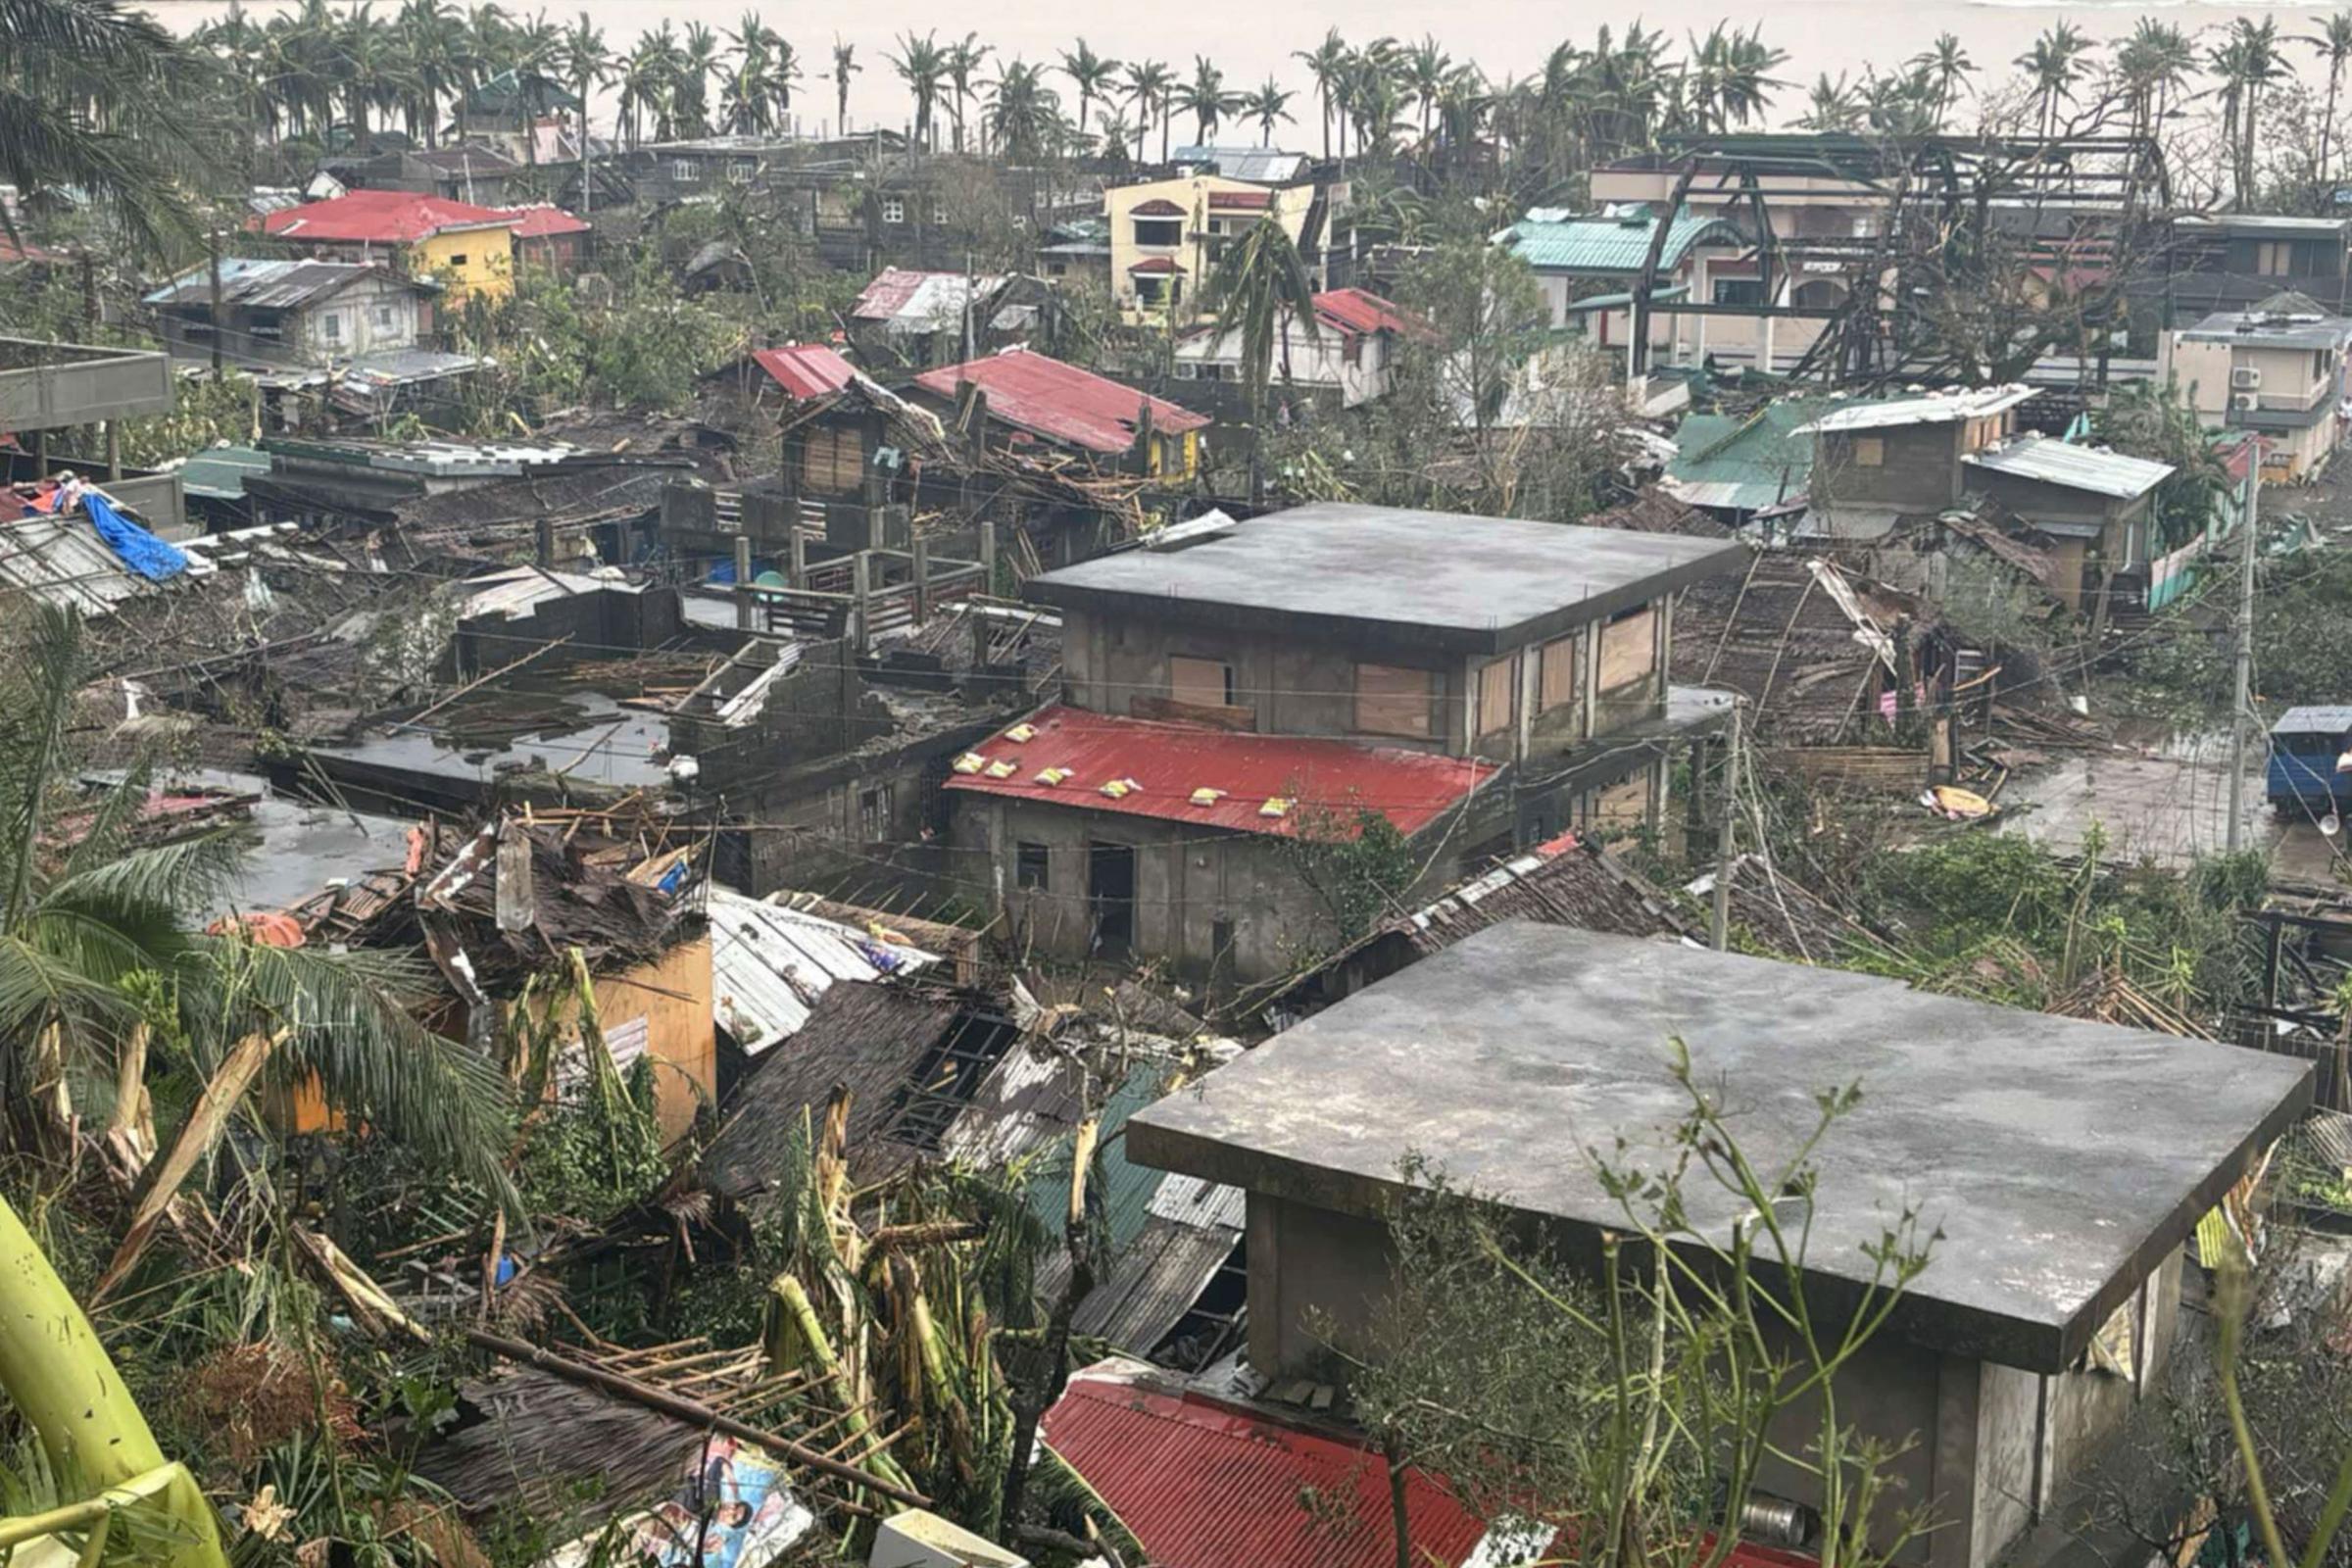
[1105,174,1312,324]
[2159,306,2352,482]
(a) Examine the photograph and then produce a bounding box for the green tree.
[1174,54,1238,144]
[831,35,858,131]
[1295,28,1349,160]
[986,58,1057,164]
[1204,213,1317,507]
[2307,13,2352,189]
[1121,57,1173,163]
[1058,39,1118,137]
[1242,76,1295,147]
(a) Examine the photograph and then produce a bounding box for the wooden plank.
[1129,695,1257,731]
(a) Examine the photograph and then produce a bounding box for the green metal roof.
[1022,1060,1179,1251]
[1500,209,1744,275]
[172,444,271,501]
[1664,398,1831,513]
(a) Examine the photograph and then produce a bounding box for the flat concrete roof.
[1025,504,1746,655]
[1128,923,2310,1371]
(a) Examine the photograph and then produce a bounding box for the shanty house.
[1127,921,2312,1568]
[494,204,592,273]
[142,259,437,368]
[848,268,1047,369]
[1170,287,1431,410]
[942,504,1744,982]
[910,348,1209,481]
[2159,302,2352,481]
[1959,434,2175,614]
[1794,385,2038,536]
[258,189,525,302]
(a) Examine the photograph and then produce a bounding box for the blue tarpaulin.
[84,493,189,581]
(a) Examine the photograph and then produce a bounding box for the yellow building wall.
[415,223,515,302]
[1106,175,1312,324]
[570,936,718,1146]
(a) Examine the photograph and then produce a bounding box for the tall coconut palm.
[1,0,207,252]
[987,57,1057,162]
[0,605,515,1203]
[1059,39,1118,137]
[1295,28,1349,159]
[1797,72,1863,132]
[1909,32,1975,127]
[2015,22,2088,139]
[1402,33,1450,142]
[2211,18,2284,205]
[1174,55,1238,144]
[1242,76,1295,148]
[561,12,607,208]
[2307,12,2352,186]
[889,30,946,150]
[2116,19,2196,144]
[674,20,721,134]
[1204,215,1317,506]
[1122,57,1173,162]
[831,36,858,131]
[944,32,990,153]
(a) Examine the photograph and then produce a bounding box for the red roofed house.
[259,189,524,302]
[1173,286,1434,409]
[942,501,1746,984]
[491,204,593,273]
[911,347,1209,480]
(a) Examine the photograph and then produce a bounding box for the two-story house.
[1170,287,1432,412]
[1494,206,1748,367]
[258,189,525,303]
[141,259,438,368]
[940,504,1744,982]
[2162,214,2352,317]
[2159,301,2352,481]
[1125,921,2310,1568]
[1107,173,1314,323]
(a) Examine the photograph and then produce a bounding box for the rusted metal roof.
[1041,1362,1496,1568]
[748,343,856,401]
[851,266,1005,328]
[1310,287,1432,341]
[491,203,591,238]
[142,258,416,311]
[913,348,1208,454]
[941,704,1496,838]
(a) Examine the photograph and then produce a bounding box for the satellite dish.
[2323,812,2342,838]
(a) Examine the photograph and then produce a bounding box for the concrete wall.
[0,340,175,431]
[1107,175,1312,321]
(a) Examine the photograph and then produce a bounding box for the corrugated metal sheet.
[1792,385,2037,434]
[750,344,856,400]
[1312,288,1431,341]
[708,887,939,1054]
[941,705,1498,838]
[143,258,398,310]
[491,203,591,238]
[1964,435,2174,499]
[1171,146,1308,182]
[913,348,1208,454]
[1041,1368,1493,1568]
[1498,209,1741,273]
[1061,1217,1240,1351]
[852,268,1006,330]
[0,510,217,614]
[1666,399,1826,514]
[262,188,516,243]
[1148,1172,1247,1230]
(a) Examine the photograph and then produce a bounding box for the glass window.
[1712,277,1764,306]
[1016,841,1050,889]
[320,311,342,341]
[1354,663,1433,738]
[882,195,906,223]
[1133,218,1182,247]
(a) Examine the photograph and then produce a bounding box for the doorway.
[1088,842,1136,957]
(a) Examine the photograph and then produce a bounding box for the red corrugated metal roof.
[1132,198,1188,217]
[851,266,934,320]
[1042,1369,1491,1568]
[1313,287,1435,341]
[1044,1363,1829,1568]
[939,705,1494,837]
[1207,188,1274,210]
[492,203,591,238]
[262,188,517,243]
[749,343,856,400]
[913,349,1208,454]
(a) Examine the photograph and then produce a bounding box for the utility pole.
[2227,437,2264,853]
[207,229,224,376]
[1711,698,1742,951]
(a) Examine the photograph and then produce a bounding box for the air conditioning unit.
[2232,366,2265,390]
[2232,393,2262,412]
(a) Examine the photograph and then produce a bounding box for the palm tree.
[1059,39,1119,137]
[0,606,515,1200]
[1402,33,1450,142]
[1175,54,1239,144]
[0,0,205,253]
[2308,13,2352,186]
[987,57,1058,162]
[1797,72,1863,132]
[1295,28,1349,159]
[1204,216,1316,506]
[674,20,721,135]
[2015,22,2088,139]
[889,30,946,150]
[832,36,858,131]
[944,32,990,153]
[2212,18,2284,205]
[561,12,608,210]
[1910,32,1975,127]
[2116,19,2196,144]
[1242,76,1295,148]
[1122,57,1173,162]
[1096,110,1135,166]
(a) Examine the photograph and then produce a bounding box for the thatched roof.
[410,1368,703,1521]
